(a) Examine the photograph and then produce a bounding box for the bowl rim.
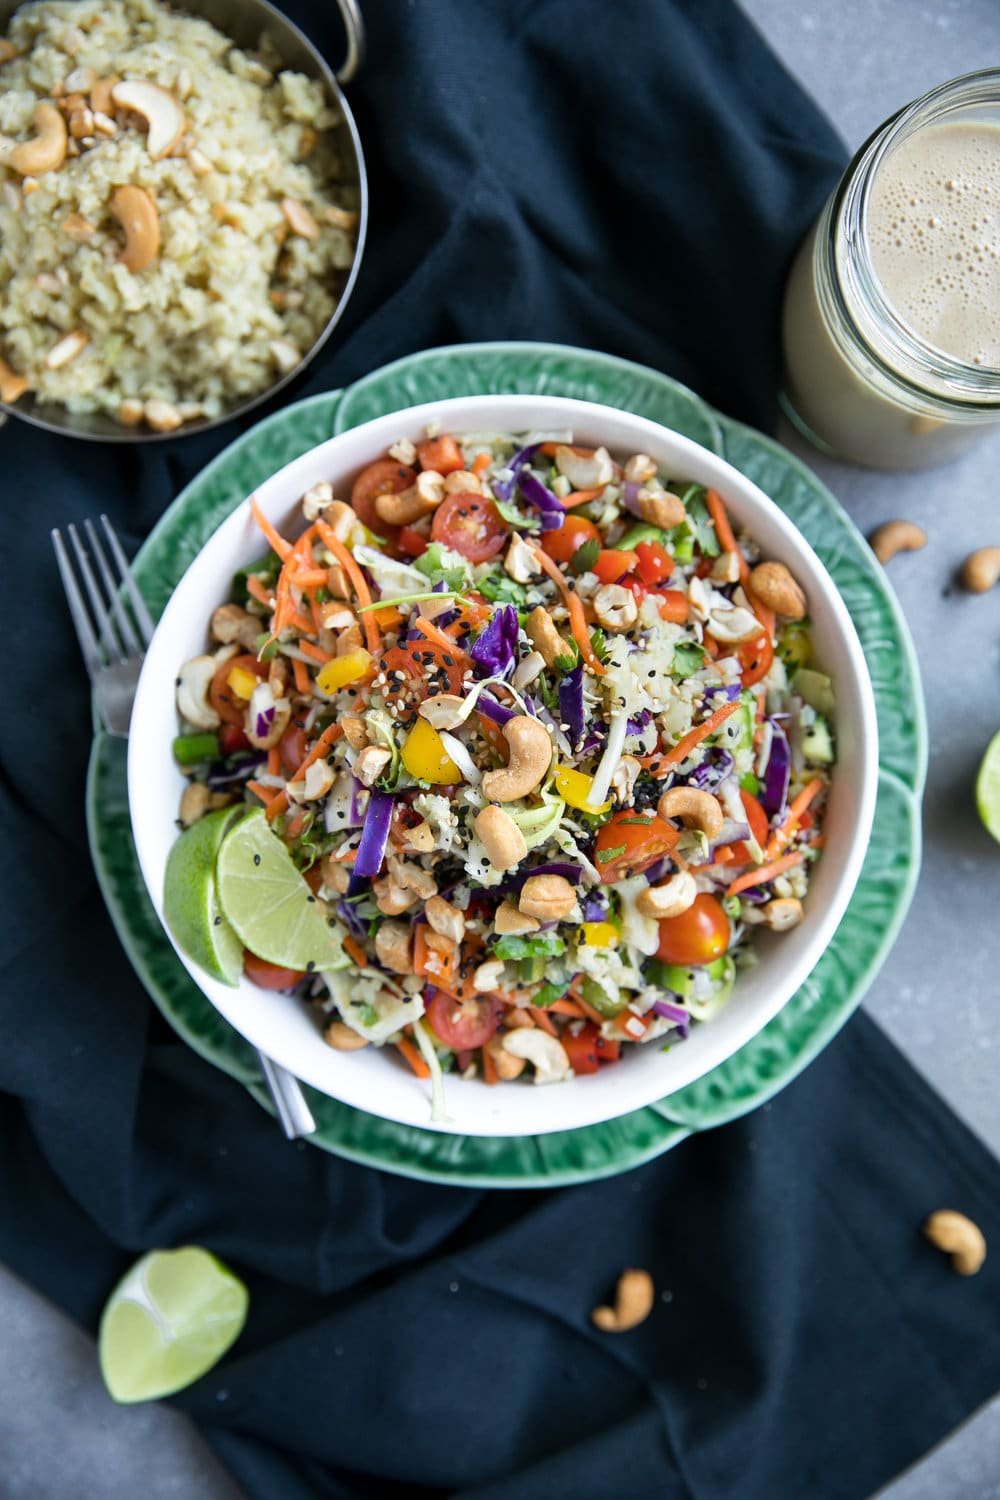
[127,392,880,1135]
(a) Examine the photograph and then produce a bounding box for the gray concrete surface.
[2,2,999,1498]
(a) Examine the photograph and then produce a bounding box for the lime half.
[163,807,246,985]
[98,1247,248,1404]
[216,808,346,971]
[976,728,1000,845]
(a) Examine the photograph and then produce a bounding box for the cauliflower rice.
[0,0,359,427]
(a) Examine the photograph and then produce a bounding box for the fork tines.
[51,515,155,671]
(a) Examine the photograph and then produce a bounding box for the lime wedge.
[976,728,1000,844]
[163,806,246,985]
[98,1247,248,1404]
[216,808,346,971]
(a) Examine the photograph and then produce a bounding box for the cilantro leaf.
[414,543,472,591]
[672,642,706,679]
[478,571,530,606]
[532,980,570,1008]
[492,932,566,961]
[570,537,600,575]
[589,627,610,664]
[494,497,540,532]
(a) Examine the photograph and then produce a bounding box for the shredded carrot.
[532,1008,557,1036]
[315,520,381,656]
[471,451,493,477]
[343,934,368,968]
[395,1034,430,1078]
[310,598,326,635]
[532,546,606,675]
[538,441,592,458]
[482,1041,498,1085]
[705,489,748,579]
[545,997,585,1018]
[663,699,740,766]
[266,721,343,823]
[298,639,334,665]
[567,983,608,1028]
[266,746,281,776]
[560,486,604,509]
[746,589,776,639]
[764,777,825,860]
[289,609,317,637]
[292,656,312,695]
[250,496,292,561]
[372,605,403,630]
[727,851,805,896]
[247,779,278,805]
[289,567,329,590]
[412,614,472,663]
[713,845,736,865]
[245,575,274,609]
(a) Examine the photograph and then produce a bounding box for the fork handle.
[256,1051,316,1139]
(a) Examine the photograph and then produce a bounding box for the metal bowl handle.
[333,0,365,83]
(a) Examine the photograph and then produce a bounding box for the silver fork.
[52,515,317,1142]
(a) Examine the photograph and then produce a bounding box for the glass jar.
[781,70,1000,469]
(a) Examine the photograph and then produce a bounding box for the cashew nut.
[518,873,577,922]
[923,1210,986,1276]
[749,561,807,620]
[505,533,541,583]
[760,897,803,931]
[425,895,466,944]
[144,399,183,432]
[593,584,638,632]
[418,693,468,731]
[869,519,927,565]
[0,359,28,404]
[270,339,301,375]
[501,1027,572,1084]
[402,818,435,854]
[2,103,67,175]
[210,603,260,650]
[320,856,352,895]
[636,871,697,920]
[302,482,334,523]
[444,469,484,495]
[473,958,506,992]
[374,920,413,975]
[526,606,568,668]
[493,899,540,935]
[179,781,211,828]
[591,1269,655,1332]
[706,606,761,644]
[324,1020,369,1050]
[636,488,686,529]
[386,854,437,900]
[375,469,445,525]
[372,875,417,915]
[474,805,528,872]
[960,546,1000,594]
[281,196,320,239]
[176,655,221,730]
[657,786,724,840]
[325,203,360,231]
[387,438,417,466]
[484,1032,525,1080]
[611,755,641,805]
[109,184,160,273]
[287,759,334,803]
[354,744,392,788]
[623,453,657,484]
[111,79,185,159]
[340,714,368,750]
[710,550,742,585]
[90,76,120,116]
[44,330,88,370]
[245,696,291,749]
[481,715,552,802]
[0,39,19,63]
[61,212,95,241]
[554,444,614,490]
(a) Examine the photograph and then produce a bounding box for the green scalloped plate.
[86,342,926,1187]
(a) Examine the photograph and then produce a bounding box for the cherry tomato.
[397,525,429,558]
[655,894,730,966]
[655,589,689,624]
[431,492,507,562]
[417,434,464,474]
[541,514,600,565]
[349,458,417,540]
[426,989,503,1050]
[563,1023,622,1074]
[242,952,309,990]
[593,548,637,585]
[594,810,680,884]
[634,540,674,587]
[219,723,250,755]
[739,631,774,688]
[378,640,466,725]
[209,653,267,726]
[303,864,324,895]
[279,721,310,775]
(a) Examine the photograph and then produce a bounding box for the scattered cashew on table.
[869,521,1000,599]
[923,1210,987,1275]
[591,1268,656,1332]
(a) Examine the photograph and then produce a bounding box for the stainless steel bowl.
[0,0,368,442]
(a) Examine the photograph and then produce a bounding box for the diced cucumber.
[802,714,835,765]
[581,975,627,1018]
[793,668,835,717]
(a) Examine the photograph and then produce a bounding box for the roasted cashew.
[706,606,761,644]
[210,603,260,649]
[710,550,742,585]
[591,1269,655,1332]
[176,655,220,730]
[90,76,120,116]
[869,519,927,565]
[623,453,657,484]
[960,546,1000,594]
[374,920,413,975]
[473,958,506,992]
[245,696,291,749]
[493,899,540,935]
[110,185,160,273]
[923,1210,986,1275]
[44,330,88,370]
[518,873,577,922]
[0,359,28,404]
[324,1020,369,1050]
[402,818,435,853]
[553,444,614,490]
[474,805,528,872]
[375,470,445,525]
[636,871,697,920]
[760,897,803,931]
[657,786,724,841]
[749,561,807,620]
[593,584,638,632]
[281,196,320,239]
[144,399,182,432]
[501,1028,572,1084]
[484,1033,525,1080]
[3,102,67,175]
[425,895,466,944]
[372,875,417,915]
[636,488,686,529]
[526,606,568,669]
[481,715,552,802]
[354,745,392,787]
[340,714,368,749]
[179,782,210,828]
[111,79,185,159]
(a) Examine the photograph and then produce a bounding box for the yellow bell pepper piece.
[402,718,462,784]
[581,921,619,948]
[554,764,612,814]
[316,648,373,696]
[226,665,259,701]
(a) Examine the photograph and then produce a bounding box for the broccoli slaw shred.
[173,428,836,1094]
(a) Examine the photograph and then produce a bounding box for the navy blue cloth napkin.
[1,2,998,1498]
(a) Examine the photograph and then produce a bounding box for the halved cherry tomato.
[542,514,600,565]
[417,434,464,474]
[426,989,503,1050]
[739,631,774,688]
[634,540,673,586]
[397,525,429,558]
[431,492,507,562]
[243,952,308,990]
[563,1023,622,1074]
[209,653,267,725]
[349,458,416,540]
[594,810,680,884]
[279,721,310,775]
[219,723,250,755]
[655,894,730,966]
[593,548,637,585]
[655,589,690,624]
[378,640,466,724]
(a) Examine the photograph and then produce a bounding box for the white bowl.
[129,394,879,1137]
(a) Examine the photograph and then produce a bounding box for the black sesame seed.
[306,961,316,973]
[253,853,261,866]
[307,894,316,903]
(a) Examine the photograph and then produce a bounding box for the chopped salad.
[172,428,835,1096]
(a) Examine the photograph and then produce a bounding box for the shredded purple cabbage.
[622,480,645,517]
[626,708,653,738]
[643,858,669,886]
[651,999,691,1024]
[254,706,275,739]
[490,443,541,505]
[206,752,266,790]
[337,896,368,940]
[476,691,516,725]
[517,468,565,532]
[497,862,584,894]
[470,604,519,678]
[558,664,585,750]
[704,681,742,703]
[582,893,609,921]
[353,789,394,878]
[762,723,791,814]
[687,747,735,791]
